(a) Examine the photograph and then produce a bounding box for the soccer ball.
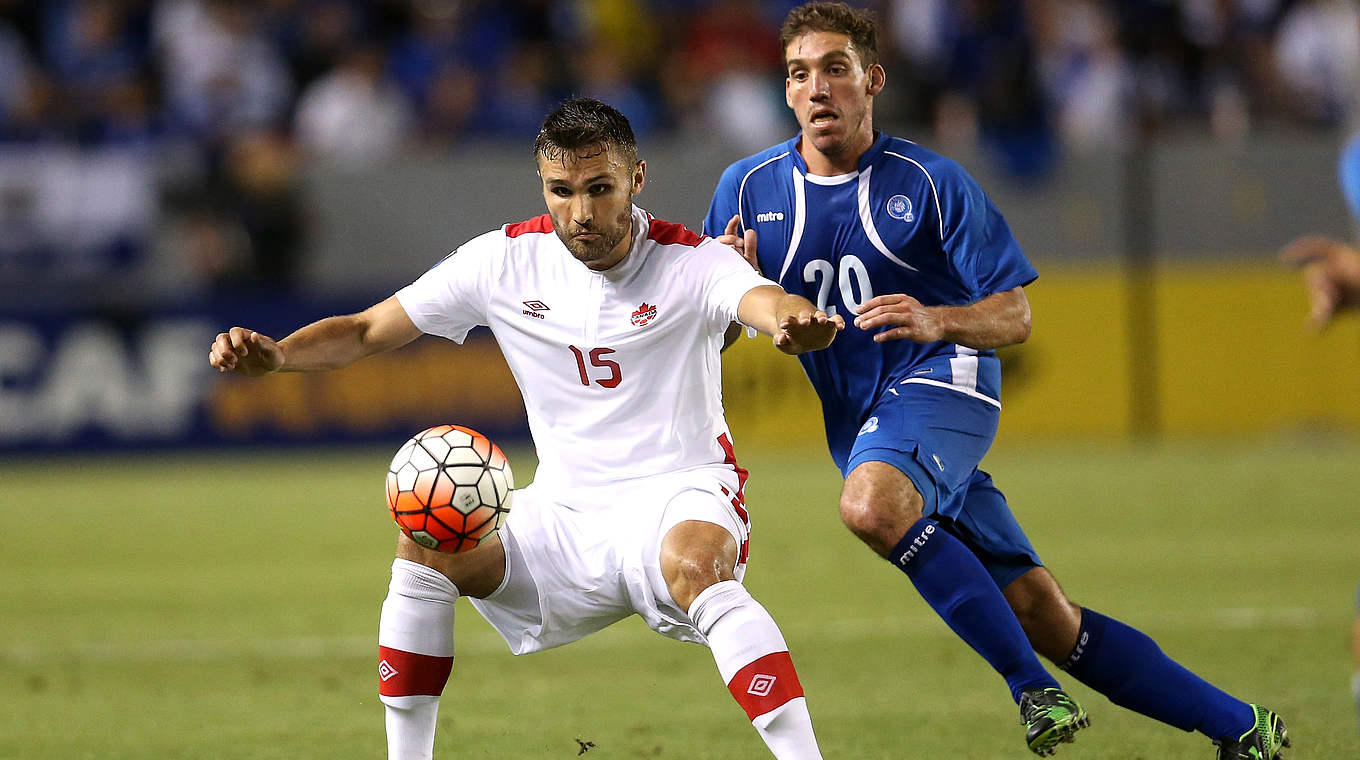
[386,425,514,553]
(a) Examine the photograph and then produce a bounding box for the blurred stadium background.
[2,0,1359,757]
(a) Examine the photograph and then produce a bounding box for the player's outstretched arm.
[853,286,1031,349]
[1279,234,1360,329]
[737,285,844,355]
[209,296,423,376]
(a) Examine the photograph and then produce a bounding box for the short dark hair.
[780,2,879,69]
[534,97,638,165]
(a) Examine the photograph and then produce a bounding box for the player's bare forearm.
[853,286,1031,349]
[737,286,844,354]
[209,296,422,376]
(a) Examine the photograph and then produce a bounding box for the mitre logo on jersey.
[521,300,549,320]
[755,210,785,223]
[886,194,914,222]
[747,673,777,697]
[630,302,658,327]
[378,659,398,682]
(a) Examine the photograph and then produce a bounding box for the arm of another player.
[209,295,423,376]
[737,285,845,355]
[1278,235,1360,330]
[853,286,1031,349]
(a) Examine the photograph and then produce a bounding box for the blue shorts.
[843,382,1042,589]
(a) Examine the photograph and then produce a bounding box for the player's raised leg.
[1003,567,1289,757]
[378,534,506,760]
[661,519,822,760]
[840,461,1087,755]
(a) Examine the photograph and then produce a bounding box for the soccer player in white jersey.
[209,97,842,760]
[705,3,1288,758]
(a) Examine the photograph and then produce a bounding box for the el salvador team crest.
[887,194,914,222]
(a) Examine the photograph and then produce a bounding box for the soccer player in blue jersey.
[705,3,1289,758]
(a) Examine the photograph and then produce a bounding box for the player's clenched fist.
[209,327,285,376]
[1279,235,1360,330]
[853,293,944,343]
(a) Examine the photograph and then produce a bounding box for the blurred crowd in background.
[1,0,1358,300]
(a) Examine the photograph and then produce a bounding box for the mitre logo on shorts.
[521,300,549,320]
[746,673,777,697]
[378,659,399,682]
[630,302,657,327]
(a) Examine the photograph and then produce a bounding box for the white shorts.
[468,466,750,655]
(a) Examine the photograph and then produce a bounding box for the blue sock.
[891,517,1059,702]
[1062,607,1253,739]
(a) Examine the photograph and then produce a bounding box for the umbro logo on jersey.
[630,302,657,327]
[522,300,549,320]
[755,210,785,223]
[886,194,915,222]
[378,659,398,682]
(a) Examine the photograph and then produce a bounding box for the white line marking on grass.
[0,607,1323,665]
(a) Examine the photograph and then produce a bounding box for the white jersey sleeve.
[684,238,778,332]
[395,229,505,343]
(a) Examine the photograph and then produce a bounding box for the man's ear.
[867,63,885,96]
[632,159,647,194]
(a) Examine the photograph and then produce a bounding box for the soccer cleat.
[1019,687,1090,756]
[1212,704,1290,760]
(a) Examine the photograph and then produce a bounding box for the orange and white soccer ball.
[386,425,514,553]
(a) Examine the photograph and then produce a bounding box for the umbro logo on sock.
[747,674,776,697]
[378,659,399,682]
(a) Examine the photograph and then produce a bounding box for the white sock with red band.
[688,580,822,760]
[378,558,459,760]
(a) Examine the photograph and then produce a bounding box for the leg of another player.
[378,533,506,760]
[1004,567,1260,743]
[841,462,1063,702]
[662,520,822,760]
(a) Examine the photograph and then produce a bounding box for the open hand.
[773,305,845,355]
[853,293,943,343]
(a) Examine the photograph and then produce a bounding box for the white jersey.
[396,205,775,491]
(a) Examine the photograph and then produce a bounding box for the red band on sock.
[378,646,454,697]
[726,651,804,720]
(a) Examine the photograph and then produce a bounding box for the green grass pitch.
[1,439,1356,759]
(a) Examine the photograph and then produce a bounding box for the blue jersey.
[705,132,1037,466]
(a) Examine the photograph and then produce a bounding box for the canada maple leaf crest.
[630,302,657,327]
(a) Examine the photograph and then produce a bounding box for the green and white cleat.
[1213,704,1290,760]
[1019,688,1090,756]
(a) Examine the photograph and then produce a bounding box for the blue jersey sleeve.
[1339,132,1360,225]
[704,162,746,239]
[938,163,1038,298]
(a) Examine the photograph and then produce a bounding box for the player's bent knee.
[395,531,506,599]
[838,475,923,556]
[660,520,739,611]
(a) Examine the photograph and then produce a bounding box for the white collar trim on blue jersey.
[801,169,859,185]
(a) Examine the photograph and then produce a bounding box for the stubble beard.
[562,206,632,266]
